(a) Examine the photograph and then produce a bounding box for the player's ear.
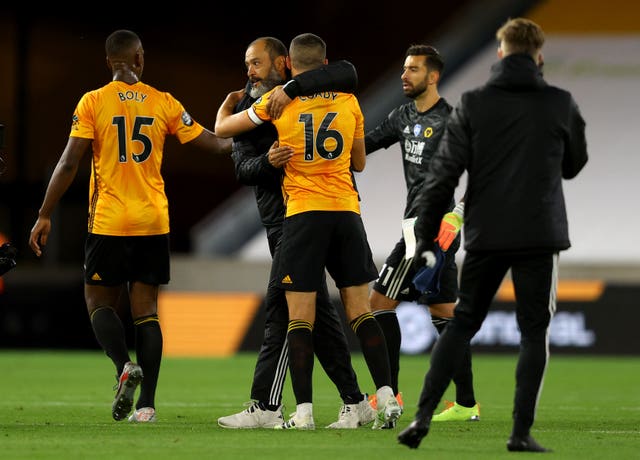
[428,70,440,85]
[285,55,292,70]
[134,49,144,68]
[274,55,286,73]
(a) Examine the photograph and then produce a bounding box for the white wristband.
[453,201,465,217]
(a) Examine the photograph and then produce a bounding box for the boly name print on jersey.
[117,91,148,103]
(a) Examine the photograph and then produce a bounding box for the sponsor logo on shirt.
[181,111,194,126]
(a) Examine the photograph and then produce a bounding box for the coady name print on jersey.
[299,92,338,101]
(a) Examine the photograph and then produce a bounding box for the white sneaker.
[357,395,377,426]
[217,401,284,429]
[326,404,359,428]
[372,386,402,429]
[128,407,156,423]
[275,403,315,430]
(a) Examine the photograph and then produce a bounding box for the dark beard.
[249,67,285,99]
[403,81,428,99]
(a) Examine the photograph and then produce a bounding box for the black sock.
[432,315,476,407]
[90,307,130,375]
[287,320,314,404]
[351,313,392,390]
[373,310,401,394]
[134,314,162,409]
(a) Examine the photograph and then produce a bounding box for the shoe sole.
[218,422,272,429]
[112,367,143,421]
[275,419,315,430]
[129,415,157,423]
[275,424,315,430]
[432,413,480,422]
[326,423,359,429]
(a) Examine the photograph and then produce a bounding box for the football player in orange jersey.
[216,33,401,430]
[29,29,231,423]
[216,36,376,430]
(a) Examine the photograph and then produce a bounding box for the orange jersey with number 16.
[250,89,364,217]
[70,80,204,236]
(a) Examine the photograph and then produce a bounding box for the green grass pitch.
[0,351,638,459]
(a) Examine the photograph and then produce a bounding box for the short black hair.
[289,33,326,70]
[105,29,141,58]
[406,44,444,74]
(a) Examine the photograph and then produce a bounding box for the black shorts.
[277,211,378,292]
[84,233,170,286]
[373,234,459,305]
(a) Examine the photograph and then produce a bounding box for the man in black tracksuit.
[216,36,375,429]
[398,18,588,452]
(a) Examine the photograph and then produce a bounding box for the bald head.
[249,36,287,61]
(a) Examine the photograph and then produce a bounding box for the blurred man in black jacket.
[0,124,16,277]
[399,18,588,452]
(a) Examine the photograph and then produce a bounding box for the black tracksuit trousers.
[415,250,557,437]
[250,226,361,406]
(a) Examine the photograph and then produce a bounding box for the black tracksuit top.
[416,53,588,252]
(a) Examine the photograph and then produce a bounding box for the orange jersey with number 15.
[250,89,364,217]
[70,80,204,236]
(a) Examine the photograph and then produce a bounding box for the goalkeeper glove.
[413,238,437,272]
[436,202,464,251]
[412,239,444,295]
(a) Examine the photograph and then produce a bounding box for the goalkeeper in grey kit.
[364,44,478,426]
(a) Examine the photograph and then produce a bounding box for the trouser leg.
[250,253,289,407]
[510,252,556,437]
[415,252,508,422]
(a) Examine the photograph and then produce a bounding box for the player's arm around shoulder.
[215,89,251,138]
[215,88,276,138]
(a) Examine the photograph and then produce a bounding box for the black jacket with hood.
[415,53,588,253]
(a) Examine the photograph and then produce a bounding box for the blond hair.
[496,18,545,59]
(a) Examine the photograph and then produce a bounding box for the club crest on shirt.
[423,127,433,138]
[413,124,422,137]
[181,111,194,126]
